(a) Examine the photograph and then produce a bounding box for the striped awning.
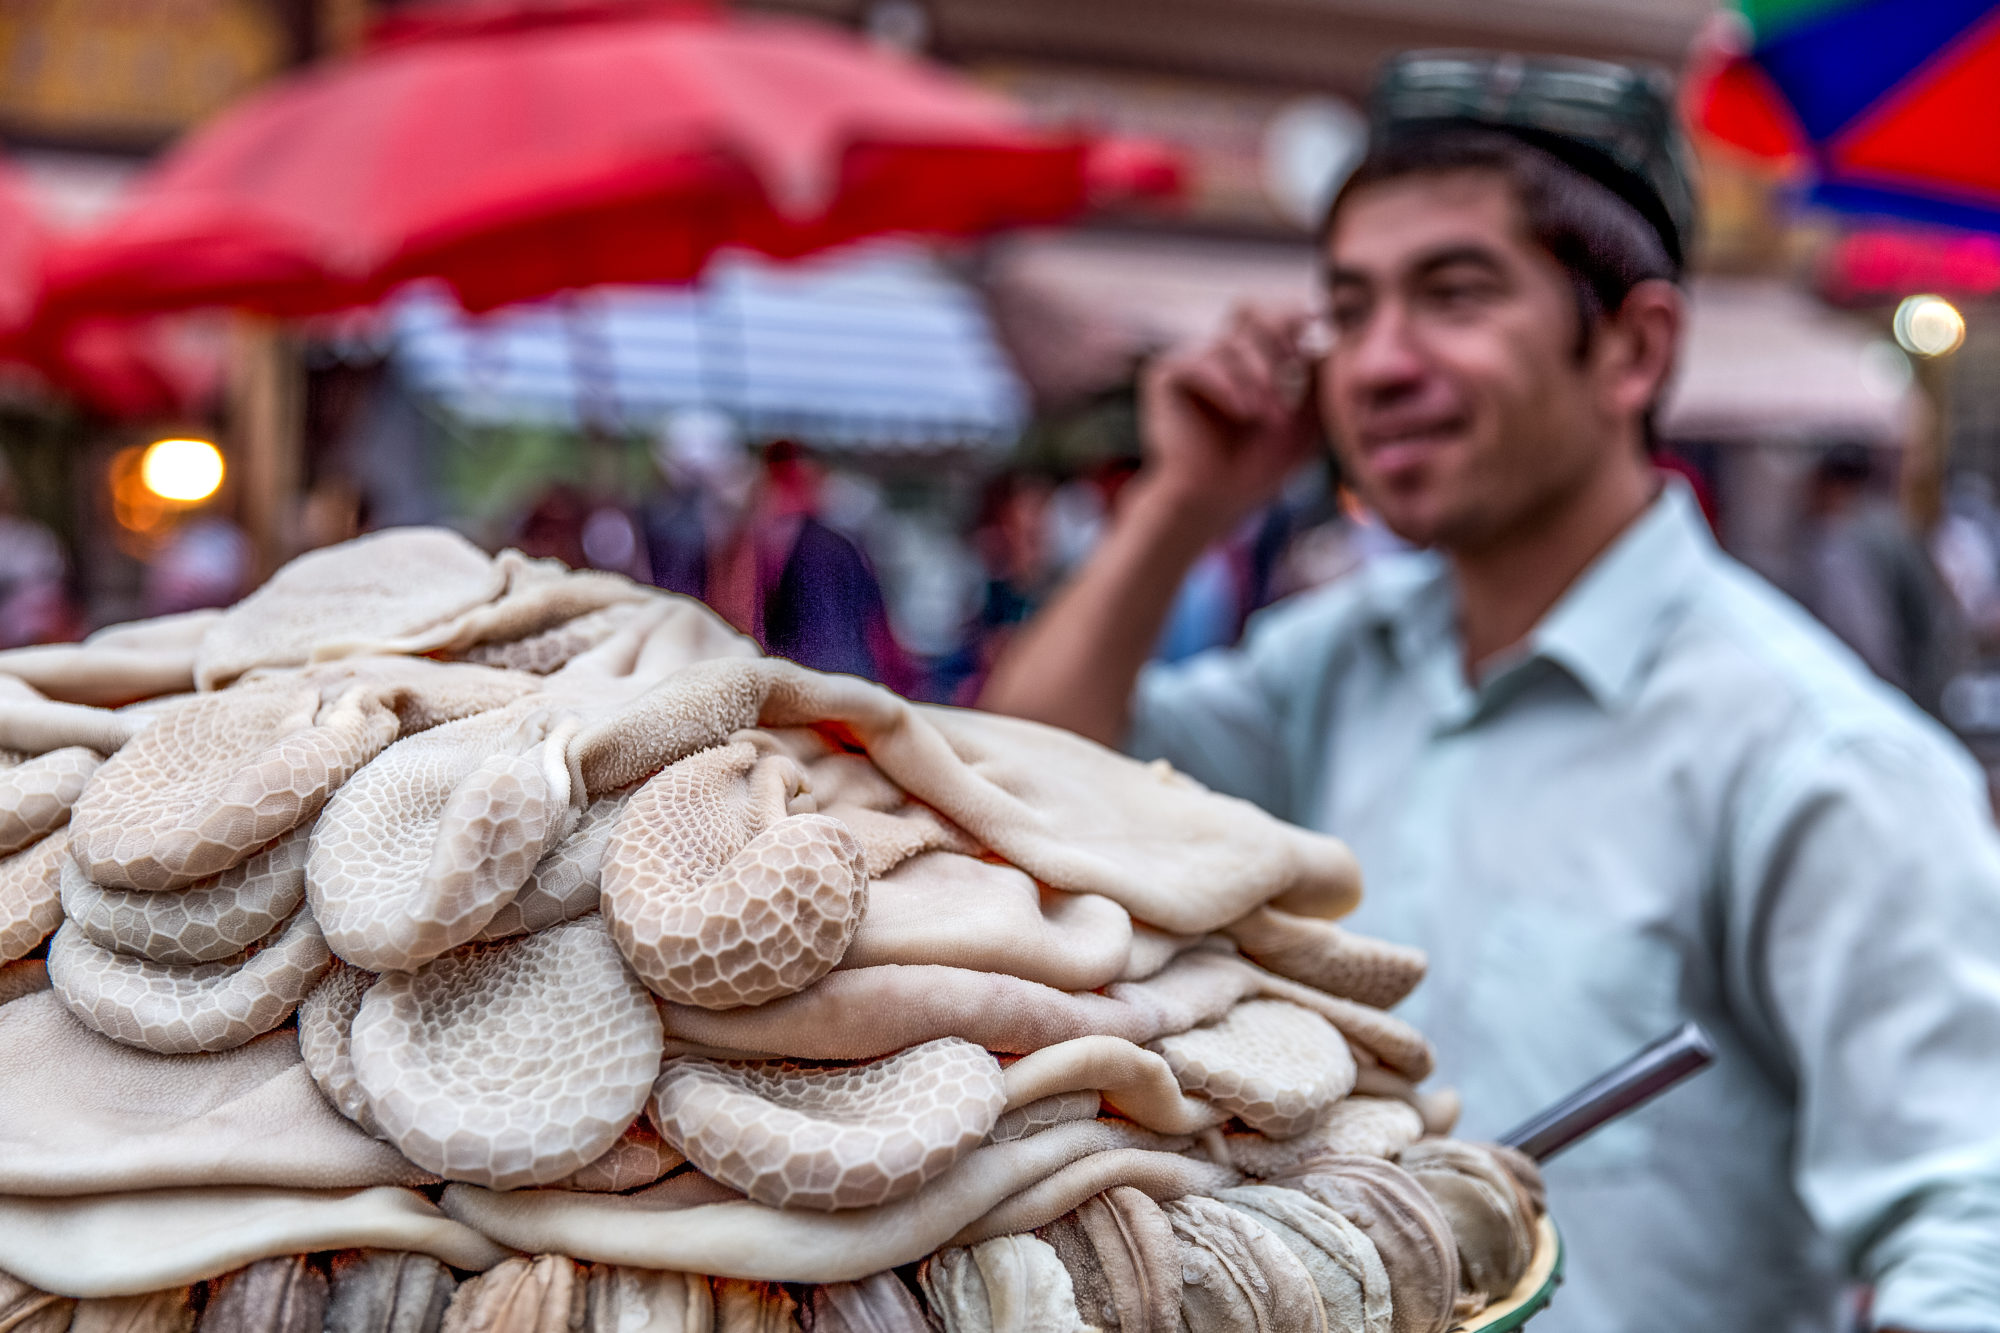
[389,241,1029,453]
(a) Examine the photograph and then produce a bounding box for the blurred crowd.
[5,416,1993,732]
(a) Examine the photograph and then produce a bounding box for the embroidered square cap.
[1369,50,1697,272]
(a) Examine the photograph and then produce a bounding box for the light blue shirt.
[1128,485,2000,1333]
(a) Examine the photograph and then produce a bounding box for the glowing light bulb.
[139,438,225,503]
[1893,294,1966,358]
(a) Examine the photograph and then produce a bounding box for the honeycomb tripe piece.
[460,591,751,683]
[658,943,1434,1076]
[1148,998,1357,1139]
[0,746,100,858]
[582,1265,711,1333]
[839,851,1135,993]
[1272,1155,1459,1333]
[1396,1140,1540,1313]
[1247,968,1436,1081]
[202,1255,327,1333]
[47,907,331,1054]
[0,1186,506,1298]
[0,607,216,706]
[647,1037,1006,1211]
[920,1234,1091,1333]
[0,699,134,758]
[324,1250,459,1333]
[986,1090,1101,1144]
[1039,1186,1181,1333]
[309,699,580,972]
[62,825,310,965]
[195,528,506,690]
[760,729,977,878]
[1224,1096,1426,1177]
[459,602,638,675]
[950,1146,1237,1247]
[1217,1184,1393,1333]
[474,789,629,942]
[0,990,428,1197]
[439,1254,583,1333]
[70,677,399,891]
[1224,907,1428,1009]
[441,1119,1195,1282]
[602,740,867,1009]
[655,947,1260,1061]
[0,828,68,964]
[409,553,662,668]
[297,657,543,737]
[350,915,664,1189]
[999,1035,1227,1135]
[1163,1195,1327,1333]
[568,657,1360,936]
[808,1271,929,1333]
[1353,1066,1461,1137]
[549,1118,687,1193]
[297,959,383,1136]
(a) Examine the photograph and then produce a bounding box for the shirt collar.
[1530,480,1713,708]
[1362,479,1715,713]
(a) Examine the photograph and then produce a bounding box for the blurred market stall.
[28,0,1176,579]
[388,242,1025,452]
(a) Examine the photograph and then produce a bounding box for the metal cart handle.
[1497,1021,1717,1162]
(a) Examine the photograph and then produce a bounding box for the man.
[983,52,2000,1333]
[1796,442,1961,716]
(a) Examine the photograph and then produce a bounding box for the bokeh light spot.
[1893,294,1966,358]
[140,438,226,503]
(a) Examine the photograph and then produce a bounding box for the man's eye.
[1328,301,1369,332]
[1421,280,1498,310]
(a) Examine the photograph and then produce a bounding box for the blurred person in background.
[643,416,911,691]
[141,516,253,617]
[984,51,2000,1333]
[513,482,594,572]
[1796,443,1962,716]
[0,455,69,646]
[1931,470,2000,651]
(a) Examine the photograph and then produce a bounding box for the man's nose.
[1342,302,1427,397]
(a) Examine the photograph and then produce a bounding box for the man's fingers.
[1213,335,1280,411]
[1160,346,1260,423]
[1230,303,1312,371]
[1149,301,1321,446]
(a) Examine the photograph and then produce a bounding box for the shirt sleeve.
[1728,723,2000,1332]
[1124,581,1361,823]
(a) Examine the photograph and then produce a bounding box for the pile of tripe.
[0,529,1546,1333]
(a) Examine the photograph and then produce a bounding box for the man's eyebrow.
[1409,244,1508,279]
[1324,244,1508,293]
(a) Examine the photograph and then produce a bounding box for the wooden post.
[317,0,371,56]
[229,318,305,582]
[1902,353,1951,536]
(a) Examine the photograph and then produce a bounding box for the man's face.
[1320,169,1617,552]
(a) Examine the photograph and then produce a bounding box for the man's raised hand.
[1135,303,1326,541]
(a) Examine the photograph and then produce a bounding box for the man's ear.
[1596,279,1683,424]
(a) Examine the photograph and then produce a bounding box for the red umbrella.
[40,0,1180,321]
[0,162,46,354]
[0,161,213,417]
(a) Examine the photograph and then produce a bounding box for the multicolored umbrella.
[1693,0,2000,233]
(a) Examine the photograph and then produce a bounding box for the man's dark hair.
[1322,126,1677,362]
